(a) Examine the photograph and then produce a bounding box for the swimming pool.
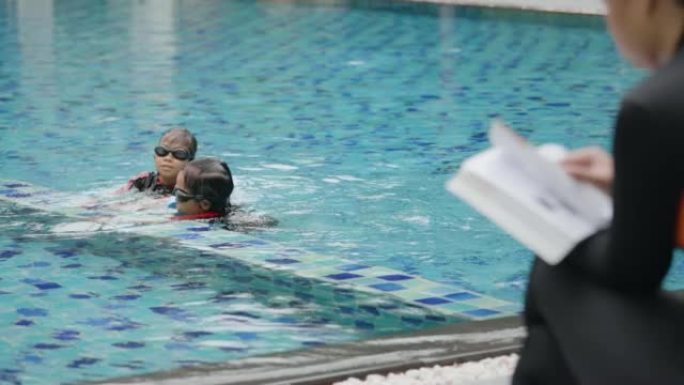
[3,0,684,383]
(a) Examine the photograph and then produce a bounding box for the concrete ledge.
[96,316,524,385]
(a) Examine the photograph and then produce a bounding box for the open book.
[446,121,613,265]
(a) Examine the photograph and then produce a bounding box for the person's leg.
[529,260,684,385]
[513,259,577,385]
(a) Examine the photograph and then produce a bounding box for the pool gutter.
[96,315,523,385]
[404,0,606,15]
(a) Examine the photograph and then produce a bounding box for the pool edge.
[94,315,524,385]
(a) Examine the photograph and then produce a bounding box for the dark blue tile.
[69,293,92,299]
[54,330,80,341]
[265,258,300,265]
[463,309,501,317]
[113,341,145,349]
[67,357,100,368]
[209,242,247,249]
[338,306,355,315]
[150,306,193,321]
[377,274,413,281]
[415,297,451,305]
[401,316,424,326]
[354,320,375,330]
[235,332,258,341]
[88,275,118,281]
[18,261,50,268]
[165,342,194,351]
[34,282,62,290]
[369,283,404,292]
[326,273,362,280]
[0,249,22,260]
[17,308,48,317]
[183,331,212,339]
[359,305,380,316]
[302,341,326,347]
[22,354,42,364]
[337,263,370,272]
[175,233,202,240]
[113,294,141,301]
[445,292,479,301]
[15,319,34,326]
[34,343,63,350]
[187,226,211,232]
[171,282,206,291]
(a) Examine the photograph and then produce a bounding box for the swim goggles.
[172,188,204,203]
[154,146,193,161]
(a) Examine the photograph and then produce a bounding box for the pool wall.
[409,0,605,15]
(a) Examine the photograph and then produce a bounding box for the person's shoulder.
[625,54,684,114]
[128,171,156,191]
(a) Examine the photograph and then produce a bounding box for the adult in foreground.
[513,1,684,384]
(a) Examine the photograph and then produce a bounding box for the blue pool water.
[3,0,684,383]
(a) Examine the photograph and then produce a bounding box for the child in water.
[173,158,234,220]
[122,128,197,196]
[173,158,277,230]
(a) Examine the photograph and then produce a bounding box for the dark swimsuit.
[513,48,684,384]
[127,171,174,196]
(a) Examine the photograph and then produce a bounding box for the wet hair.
[182,158,234,214]
[159,128,198,160]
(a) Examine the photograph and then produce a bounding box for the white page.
[489,120,612,227]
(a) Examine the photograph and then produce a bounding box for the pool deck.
[406,0,605,15]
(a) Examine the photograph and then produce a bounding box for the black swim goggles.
[154,146,193,161]
[172,188,204,203]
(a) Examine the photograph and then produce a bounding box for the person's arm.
[563,101,679,292]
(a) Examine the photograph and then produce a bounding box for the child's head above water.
[605,0,684,69]
[154,128,198,187]
[174,158,234,216]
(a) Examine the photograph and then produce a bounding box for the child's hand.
[560,146,614,195]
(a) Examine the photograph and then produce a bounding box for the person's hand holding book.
[560,146,614,195]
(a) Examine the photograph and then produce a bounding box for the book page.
[489,120,612,228]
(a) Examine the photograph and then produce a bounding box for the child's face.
[605,0,680,69]
[154,134,192,186]
[174,170,210,215]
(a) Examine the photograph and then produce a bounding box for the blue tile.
[445,292,479,301]
[35,282,62,290]
[17,308,48,317]
[401,316,423,326]
[175,233,202,240]
[54,330,80,341]
[326,273,362,280]
[369,283,405,292]
[337,263,370,272]
[377,274,413,281]
[265,258,300,265]
[354,320,375,330]
[235,332,258,341]
[210,242,247,249]
[463,309,501,317]
[15,319,34,326]
[187,226,211,232]
[113,294,141,301]
[34,343,63,350]
[183,331,213,339]
[67,357,100,368]
[113,341,145,349]
[415,297,451,305]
